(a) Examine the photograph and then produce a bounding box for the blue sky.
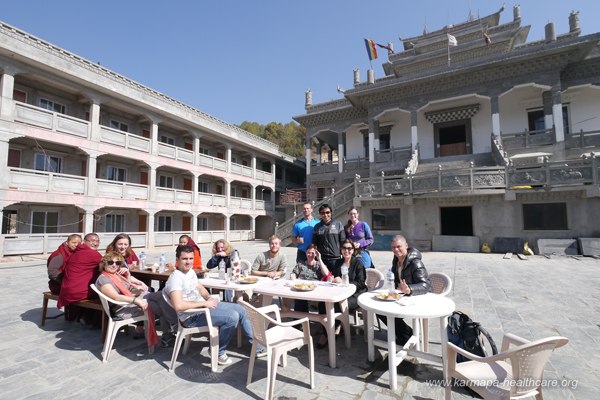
[3,1,600,125]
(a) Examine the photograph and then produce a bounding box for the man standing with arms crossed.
[291,202,319,263]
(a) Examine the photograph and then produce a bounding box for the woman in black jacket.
[381,235,431,345]
[317,239,367,348]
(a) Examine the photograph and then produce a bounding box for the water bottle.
[341,265,349,287]
[159,253,166,273]
[218,259,226,280]
[139,251,146,269]
[386,268,395,293]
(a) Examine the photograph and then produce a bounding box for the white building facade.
[0,21,286,257]
[292,6,600,252]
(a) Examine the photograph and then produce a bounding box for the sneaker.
[255,345,268,358]
[218,354,232,365]
[160,333,176,348]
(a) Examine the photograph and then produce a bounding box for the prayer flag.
[376,42,394,54]
[364,39,378,60]
[447,34,458,46]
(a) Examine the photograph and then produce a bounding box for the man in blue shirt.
[291,202,319,263]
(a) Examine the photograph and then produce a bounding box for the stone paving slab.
[1,241,598,399]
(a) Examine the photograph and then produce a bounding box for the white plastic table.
[358,291,455,390]
[253,279,356,368]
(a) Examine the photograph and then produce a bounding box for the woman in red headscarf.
[177,234,203,273]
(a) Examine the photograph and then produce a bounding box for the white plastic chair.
[162,291,219,372]
[355,269,384,339]
[239,300,314,400]
[421,272,452,351]
[89,284,152,363]
[446,333,568,399]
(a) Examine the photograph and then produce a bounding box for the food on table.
[293,282,315,291]
[375,291,402,300]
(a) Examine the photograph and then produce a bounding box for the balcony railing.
[156,187,193,203]
[255,169,274,183]
[231,162,253,177]
[199,153,227,171]
[8,168,86,194]
[565,129,600,149]
[96,179,149,200]
[500,128,555,150]
[157,142,194,163]
[99,126,151,152]
[197,192,227,206]
[375,145,412,163]
[14,102,89,138]
[254,199,274,211]
[230,196,252,209]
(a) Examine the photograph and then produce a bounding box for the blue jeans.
[182,302,253,356]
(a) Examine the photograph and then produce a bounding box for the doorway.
[435,119,471,157]
[440,206,473,236]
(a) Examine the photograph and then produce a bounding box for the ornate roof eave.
[343,33,600,108]
[401,5,504,50]
[293,98,367,128]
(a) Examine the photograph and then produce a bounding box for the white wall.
[499,86,544,134]
[565,86,600,133]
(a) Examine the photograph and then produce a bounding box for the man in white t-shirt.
[163,245,265,365]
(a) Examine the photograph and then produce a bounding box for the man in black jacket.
[383,235,432,345]
[312,203,346,269]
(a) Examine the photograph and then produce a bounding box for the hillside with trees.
[239,121,305,159]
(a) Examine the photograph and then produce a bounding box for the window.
[39,98,65,114]
[379,125,392,150]
[159,175,174,188]
[106,214,125,232]
[562,105,570,135]
[34,153,62,173]
[110,119,128,132]
[31,211,59,233]
[2,210,17,234]
[523,203,568,230]
[527,108,545,132]
[198,181,209,193]
[230,187,237,197]
[230,217,236,230]
[160,135,175,145]
[198,216,208,230]
[157,215,172,232]
[13,89,27,103]
[199,147,209,155]
[107,166,127,182]
[372,209,401,230]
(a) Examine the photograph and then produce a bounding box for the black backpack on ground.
[447,311,498,363]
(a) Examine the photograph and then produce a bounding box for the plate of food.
[292,282,315,292]
[238,276,258,284]
[374,291,403,301]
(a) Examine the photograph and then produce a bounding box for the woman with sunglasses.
[316,238,367,348]
[95,251,176,343]
[106,233,149,292]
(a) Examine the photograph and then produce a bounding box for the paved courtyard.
[1,241,598,399]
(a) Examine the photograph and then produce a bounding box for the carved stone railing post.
[274,221,279,235]
[592,152,598,185]
[354,174,360,197]
[544,156,550,187]
[470,161,475,190]
[380,171,385,196]
[437,165,442,192]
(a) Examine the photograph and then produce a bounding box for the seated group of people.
[46,229,432,364]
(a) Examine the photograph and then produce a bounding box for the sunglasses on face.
[107,260,122,266]
[320,211,331,215]
[342,246,354,251]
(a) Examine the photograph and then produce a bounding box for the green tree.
[239,121,305,158]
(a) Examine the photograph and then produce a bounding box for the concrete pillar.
[251,153,257,178]
[86,153,98,196]
[271,161,276,183]
[191,212,198,241]
[542,90,553,132]
[368,119,379,163]
[0,70,15,121]
[88,101,101,141]
[226,146,232,173]
[147,212,155,248]
[551,88,565,142]
[491,96,500,138]
[0,137,9,188]
[410,111,419,150]
[251,183,256,210]
[150,121,159,156]
[192,172,200,205]
[84,209,94,235]
[225,214,230,241]
[337,131,344,173]
[149,164,157,201]
[193,136,200,166]
[251,216,256,240]
[225,180,231,207]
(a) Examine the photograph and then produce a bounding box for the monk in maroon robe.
[47,234,82,294]
[57,233,102,309]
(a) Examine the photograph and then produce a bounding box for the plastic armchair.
[421,272,453,351]
[355,269,384,339]
[238,300,314,400]
[445,333,568,400]
[162,291,219,372]
[89,284,152,363]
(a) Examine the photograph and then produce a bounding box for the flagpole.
[447,44,450,66]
